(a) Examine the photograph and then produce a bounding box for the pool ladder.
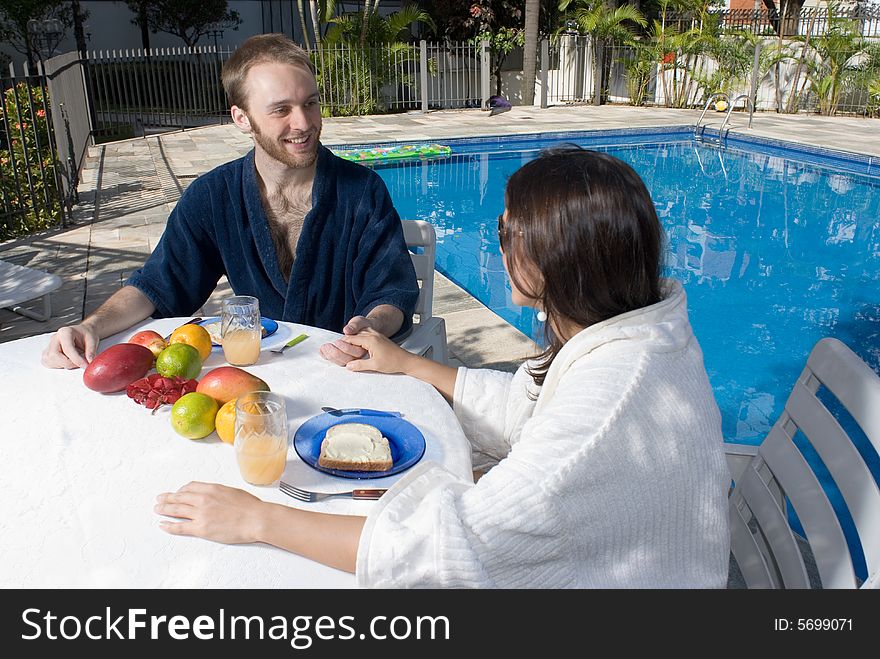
[695,93,754,144]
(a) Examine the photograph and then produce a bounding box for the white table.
[0,319,472,588]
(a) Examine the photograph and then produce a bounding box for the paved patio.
[1,105,879,371]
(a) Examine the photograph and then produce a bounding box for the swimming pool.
[368,127,880,450]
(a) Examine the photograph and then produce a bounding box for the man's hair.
[503,145,663,390]
[221,34,315,109]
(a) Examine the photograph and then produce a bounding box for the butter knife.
[321,406,402,418]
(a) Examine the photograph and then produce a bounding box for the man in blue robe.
[43,34,419,369]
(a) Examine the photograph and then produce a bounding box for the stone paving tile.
[444,307,539,368]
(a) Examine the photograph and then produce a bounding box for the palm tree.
[522,0,541,106]
[293,0,310,52]
[320,5,435,115]
[309,0,325,71]
[799,9,874,115]
[564,1,646,105]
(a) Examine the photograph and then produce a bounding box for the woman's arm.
[155,482,364,573]
[342,329,458,402]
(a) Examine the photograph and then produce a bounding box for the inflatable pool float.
[332,143,452,163]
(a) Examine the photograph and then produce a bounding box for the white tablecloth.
[0,319,472,588]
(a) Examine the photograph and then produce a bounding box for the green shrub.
[0,83,61,240]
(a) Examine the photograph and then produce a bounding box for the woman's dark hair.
[502,145,663,391]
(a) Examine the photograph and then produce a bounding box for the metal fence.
[0,63,68,239]
[754,40,880,116]
[425,41,485,110]
[665,7,880,38]
[542,34,880,117]
[315,41,487,115]
[314,43,420,115]
[87,46,232,142]
[82,42,491,137]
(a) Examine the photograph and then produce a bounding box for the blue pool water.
[370,129,880,445]
[365,128,880,577]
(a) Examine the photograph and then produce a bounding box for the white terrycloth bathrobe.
[356,280,730,588]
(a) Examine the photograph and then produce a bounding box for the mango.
[83,343,155,393]
[196,366,269,405]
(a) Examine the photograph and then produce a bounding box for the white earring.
[536,311,548,322]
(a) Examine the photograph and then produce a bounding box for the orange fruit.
[170,392,219,440]
[170,323,213,361]
[156,343,202,379]
[215,398,237,444]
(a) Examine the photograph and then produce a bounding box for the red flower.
[36,109,46,118]
[662,52,675,64]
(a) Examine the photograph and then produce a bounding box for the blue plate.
[294,412,426,479]
[198,316,279,347]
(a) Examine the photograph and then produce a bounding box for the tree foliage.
[124,0,241,49]
[0,0,72,66]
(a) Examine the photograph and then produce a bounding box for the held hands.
[318,315,373,366]
[155,482,264,544]
[41,324,100,369]
[339,328,411,375]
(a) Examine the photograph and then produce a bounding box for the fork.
[270,333,309,354]
[279,481,386,502]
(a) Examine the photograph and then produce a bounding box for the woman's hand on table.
[156,481,365,573]
[155,482,266,544]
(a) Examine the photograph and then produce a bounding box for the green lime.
[170,392,219,439]
[156,343,202,379]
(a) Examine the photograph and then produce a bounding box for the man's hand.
[40,285,156,369]
[41,324,100,369]
[319,315,371,366]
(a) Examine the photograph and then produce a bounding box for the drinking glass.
[221,295,261,366]
[234,391,288,486]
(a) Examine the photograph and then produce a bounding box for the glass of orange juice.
[235,391,288,486]
[221,295,261,366]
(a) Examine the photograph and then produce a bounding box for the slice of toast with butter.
[318,423,393,472]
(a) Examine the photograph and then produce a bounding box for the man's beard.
[251,118,320,169]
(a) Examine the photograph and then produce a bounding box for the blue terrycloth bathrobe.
[126,145,419,337]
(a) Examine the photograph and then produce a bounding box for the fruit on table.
[196,366,269,405]
[170,392,219,439]
[156,343,202,379]
[169,323,213,362]
[214,398,237,444]
[128,330,168,359]
[127,374,198,410]
[83,343,155,393]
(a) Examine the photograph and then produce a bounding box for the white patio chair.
[726,337,880,588]
[398,220,448,364]
[0,258,62,322]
